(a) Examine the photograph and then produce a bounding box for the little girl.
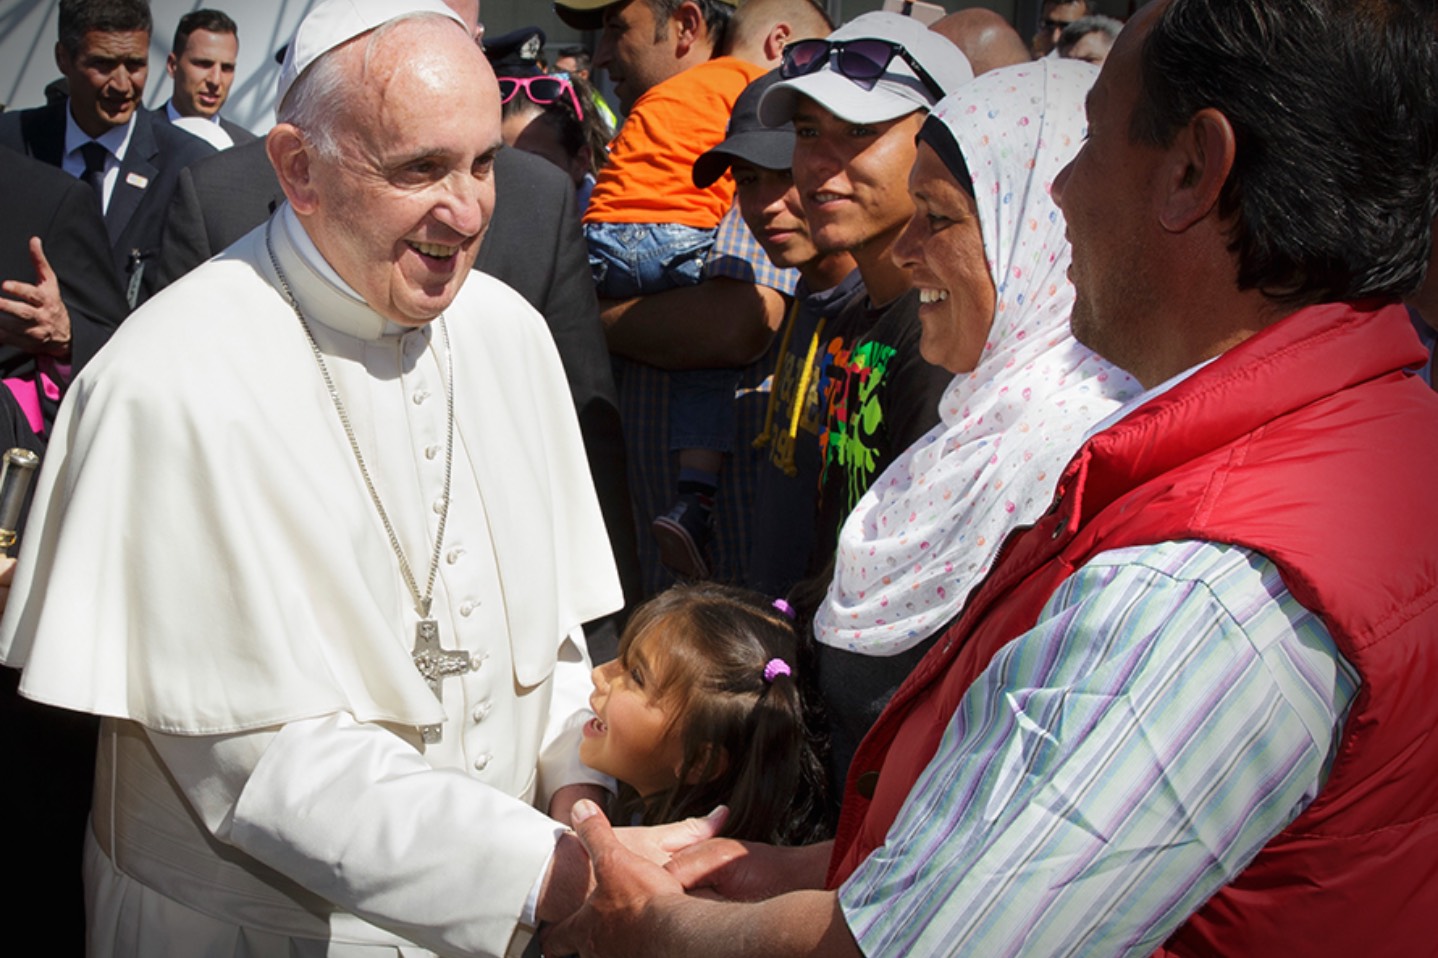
[580,583,829,845]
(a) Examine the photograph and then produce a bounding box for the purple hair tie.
[763,658,792,684]
[772,598,795,620]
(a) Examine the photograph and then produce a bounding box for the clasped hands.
[540,799,821,958]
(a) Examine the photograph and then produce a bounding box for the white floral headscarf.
[814,59,1140,655]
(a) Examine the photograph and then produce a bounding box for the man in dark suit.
[0,146,126,957]
[0,148,130,424]
[152,137,641,660]
[0,0,215,307]
[152,8,256,148]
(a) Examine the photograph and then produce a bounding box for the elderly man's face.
[56,29,149,138]
[304,19,500,326]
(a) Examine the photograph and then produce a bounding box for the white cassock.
[0,204,623,956]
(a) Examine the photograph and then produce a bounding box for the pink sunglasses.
[497,75,585,120]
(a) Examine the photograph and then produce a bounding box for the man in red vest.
[546,1,1438,955]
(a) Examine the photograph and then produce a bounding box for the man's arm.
[837,541,1355,957]
[148,710,725,954]
[666,835,834,902]
[150,714,568,956]
[601,277,788,370]
[601,205,796,371]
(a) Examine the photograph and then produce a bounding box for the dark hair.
[500,74,612,178]
[1056,14,1122,55]
[171,9,238,56]
[58,0,152,54]
[1129,0,1438,306]
[556,45,591,72]
[614,583,829,845]
[646,0,735,48]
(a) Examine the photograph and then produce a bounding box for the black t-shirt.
[809,287,952,576]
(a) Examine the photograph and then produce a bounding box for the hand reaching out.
[0,238,72,358]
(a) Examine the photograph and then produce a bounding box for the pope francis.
[0,1,682,954]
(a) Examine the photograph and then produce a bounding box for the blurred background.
[0,0,1135,134]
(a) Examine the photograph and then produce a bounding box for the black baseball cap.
[693,71,795,189]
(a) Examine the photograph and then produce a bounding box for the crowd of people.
[0,0,1435,956]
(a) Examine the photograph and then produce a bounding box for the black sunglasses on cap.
[780,37,947,103]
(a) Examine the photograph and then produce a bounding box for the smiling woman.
[812,59,1143,789]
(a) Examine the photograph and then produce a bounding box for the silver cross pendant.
[412,617,472,744]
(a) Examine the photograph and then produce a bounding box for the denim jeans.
[586,221,735,453]
[585,221,715,299]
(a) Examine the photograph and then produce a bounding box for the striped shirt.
[840,539,1359,957]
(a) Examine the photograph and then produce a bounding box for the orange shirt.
[584,57,768,228]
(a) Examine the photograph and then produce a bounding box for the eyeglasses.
[779,38,947,104]
[497,75,584,120]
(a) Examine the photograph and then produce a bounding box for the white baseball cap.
[759,12,973,127]
[276,0,468,109]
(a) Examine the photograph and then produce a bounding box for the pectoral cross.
[411,614,472,744]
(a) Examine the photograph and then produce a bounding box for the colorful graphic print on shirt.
[818,337,900,516]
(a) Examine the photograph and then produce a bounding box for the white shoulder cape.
[0,212,622,734]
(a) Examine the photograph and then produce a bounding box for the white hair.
[277,12,460,159]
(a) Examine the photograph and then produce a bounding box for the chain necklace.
[266,222,469,744]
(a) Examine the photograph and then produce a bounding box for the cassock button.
[474,752,493,771]
[432,498,447,514]
[472,701,492,722]
[413,389,430,405]
[447,547,465,565]
[425,445,440,460]
[856,770,880,800]
[460,600,476,616]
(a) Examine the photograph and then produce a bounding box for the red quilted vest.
[828,302,1438,956]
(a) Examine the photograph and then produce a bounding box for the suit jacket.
[0,179,97,956]
[151,140,641,651]
[0,147,130,383]
[0,101,216,304]
[151,103,257,146]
